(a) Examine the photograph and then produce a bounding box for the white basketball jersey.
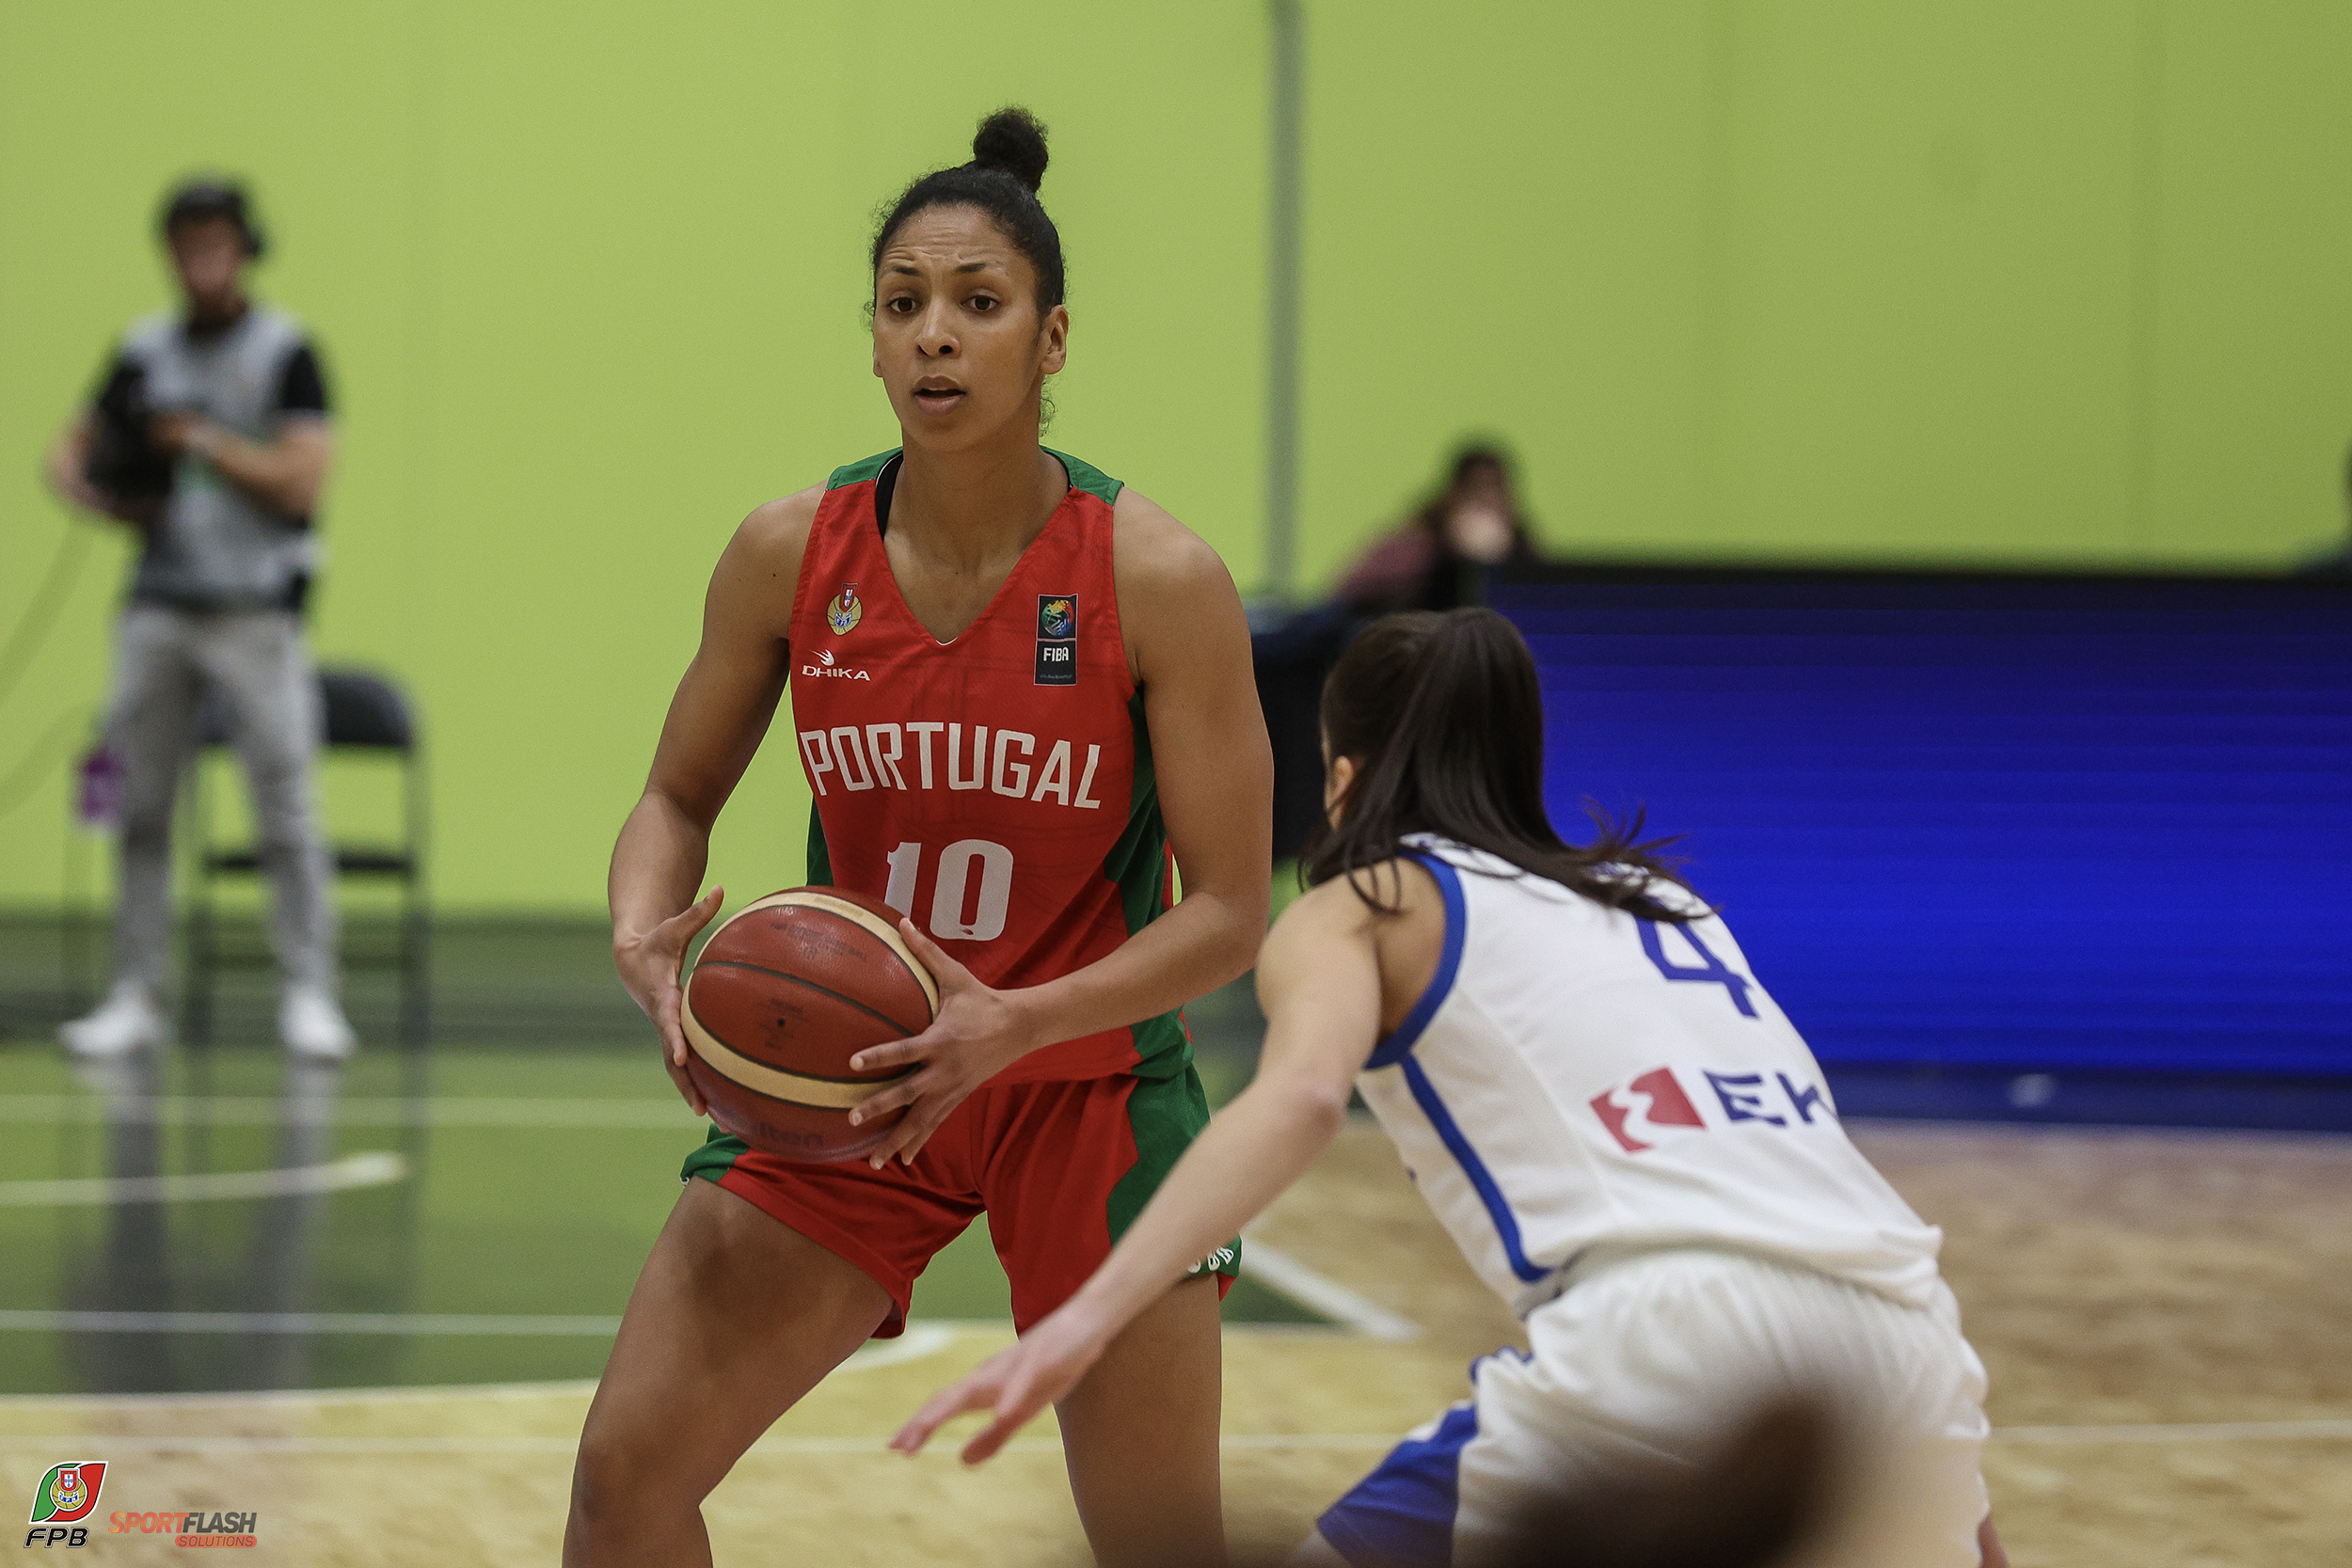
[1355,836,1947,1318]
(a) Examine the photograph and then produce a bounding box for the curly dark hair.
[870,107,1064,310]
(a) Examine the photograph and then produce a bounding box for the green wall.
[3,2,2347,913]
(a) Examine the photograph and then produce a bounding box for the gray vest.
[122,305,321,610]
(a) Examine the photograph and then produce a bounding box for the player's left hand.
[890,1302,1109,1465]
[148,412,225,461]
[846,918,1043,1168]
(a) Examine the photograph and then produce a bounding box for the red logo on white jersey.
[1590,1067,1707,1153]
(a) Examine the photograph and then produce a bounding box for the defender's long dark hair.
[1302,609,1703,922]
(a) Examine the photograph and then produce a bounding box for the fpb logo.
[24,1461,104,1548]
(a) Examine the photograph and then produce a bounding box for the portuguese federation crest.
[826,583,863,635]
[29,1461,105,1524]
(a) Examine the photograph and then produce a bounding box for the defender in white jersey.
[896,610,2007,1568]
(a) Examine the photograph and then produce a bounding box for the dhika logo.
[801,650,870,681]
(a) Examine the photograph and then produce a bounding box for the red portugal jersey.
[786,449,1185,1084]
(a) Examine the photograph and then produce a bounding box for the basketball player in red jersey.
[565,109,1273,1568]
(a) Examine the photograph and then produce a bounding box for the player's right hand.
[613,886,725,1117]
[891,1299,1112,1465]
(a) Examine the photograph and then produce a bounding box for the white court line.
[0,1096,696,1129]
[1992,1418,2352,1445]
[0,1379,606,1410]
[1,1419,2349,1459]
[0,1310,616,1336]
[0,1270,1391,1346]
[0,1312,1334,1345]
[1238,1235,1420,1341]
[0,1433,1402,1457]
[0,1329,1017,1409]
[0,1152,407,1208]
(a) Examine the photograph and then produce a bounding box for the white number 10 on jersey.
[882,839,1015,942]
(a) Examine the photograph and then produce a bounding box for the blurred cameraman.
[44,178,353,1060]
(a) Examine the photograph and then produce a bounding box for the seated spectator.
[2297,438,2352,575]
[1336,442,1540,611]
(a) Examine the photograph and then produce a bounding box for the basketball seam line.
[692,959,921,1049]
[720,893,939,1014]
[678,1018,898,1111]
[787,901,939,1014]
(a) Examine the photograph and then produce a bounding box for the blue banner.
[1496,574,2352,1077]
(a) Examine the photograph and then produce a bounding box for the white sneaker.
[279,986,358,1060]
[60,984,167,1058]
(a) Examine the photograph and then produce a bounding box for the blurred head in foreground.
[1472,1397,1836,1568]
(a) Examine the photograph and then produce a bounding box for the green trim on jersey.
[1045,448,1123,507]
[682,1124,748,1185]
[1104,693,1189,1076]
[1106,1066,1240,1280]
[824,447,1119,506]
[806,804,834,886]
[826,449,899,491]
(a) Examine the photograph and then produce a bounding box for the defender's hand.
[613,886,725,1117]
[891,1302,1112,1465]
[845,919,1041,1168]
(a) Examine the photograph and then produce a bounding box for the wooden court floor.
[4,1118,2347,1565]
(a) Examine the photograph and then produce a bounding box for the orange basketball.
[680,887,939,1163]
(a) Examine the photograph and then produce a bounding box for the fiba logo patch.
[827,583,864,635]
[1035,594,1077,687]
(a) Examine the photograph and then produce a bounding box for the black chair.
[183,667,430,1049]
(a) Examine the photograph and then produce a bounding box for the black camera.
[85,362,175,505]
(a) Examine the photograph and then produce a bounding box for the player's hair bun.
[971,107,1049,195]
[871,105,1065,309]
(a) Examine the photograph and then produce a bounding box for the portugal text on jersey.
[788,449,1181,1085]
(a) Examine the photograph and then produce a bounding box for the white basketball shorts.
[1298,1246,1992,1567]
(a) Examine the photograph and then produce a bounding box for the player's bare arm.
[149,410,334,517]
[847,489,1274,1164]
[893,863,1434,1463]
[610,488,818,1113]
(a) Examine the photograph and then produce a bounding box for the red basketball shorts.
[681,1065,1238,1336]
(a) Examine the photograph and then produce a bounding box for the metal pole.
[1264,0,1305,602]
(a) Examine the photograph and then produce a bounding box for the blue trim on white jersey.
[1402,1057,1552,1284]
[1364,849,1467,1070]
[1362,846,1550,1286]
[1316,1400,1478,1567]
